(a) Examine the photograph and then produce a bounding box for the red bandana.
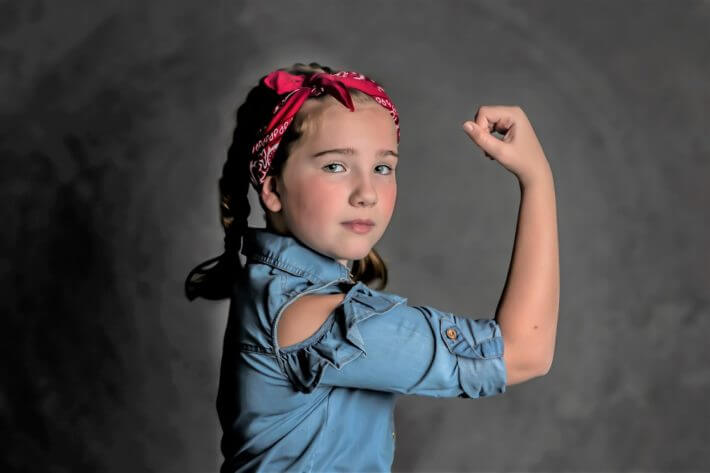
[248,69,400,190]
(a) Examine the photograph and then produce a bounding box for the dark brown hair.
[185,62,391,301]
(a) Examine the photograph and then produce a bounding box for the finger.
[474,105,518,135]
[462,121,504,158]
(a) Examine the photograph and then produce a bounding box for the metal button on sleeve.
[446,328,458,340]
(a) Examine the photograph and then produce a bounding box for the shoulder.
[278,292,345,348]
[277,282,409,349]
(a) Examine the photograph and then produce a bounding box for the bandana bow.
[248,69,400,190]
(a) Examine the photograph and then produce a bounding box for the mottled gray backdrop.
[2,1,709,472]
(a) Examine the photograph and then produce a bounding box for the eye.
[376,164,395,175]
[323,162,345,173]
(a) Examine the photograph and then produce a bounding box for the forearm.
[495,168,560,374]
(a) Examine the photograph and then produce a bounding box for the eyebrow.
[311,147,399,158]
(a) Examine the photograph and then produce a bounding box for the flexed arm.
[462,106,560,385]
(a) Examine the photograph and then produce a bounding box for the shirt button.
[446,328,458,340]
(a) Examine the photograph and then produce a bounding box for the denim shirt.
[217,226,507,473]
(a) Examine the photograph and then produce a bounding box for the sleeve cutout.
[277,281,407,393]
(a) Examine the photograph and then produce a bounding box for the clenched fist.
[462,105,551,186]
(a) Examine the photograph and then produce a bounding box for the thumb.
[462,121,502,158]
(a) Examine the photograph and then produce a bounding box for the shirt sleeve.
[275,281,507,399]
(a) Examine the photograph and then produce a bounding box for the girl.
[186,62,559,472]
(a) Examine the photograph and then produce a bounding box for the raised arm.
[494,171,559,384]
[463,106,560,385]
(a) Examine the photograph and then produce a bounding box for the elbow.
[519,354,555,382]
[504,355,553,385]
[501,339,555,384]
[533,356,554,377]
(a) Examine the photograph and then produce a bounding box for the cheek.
[289,176,341,218]
[380,181,397,213]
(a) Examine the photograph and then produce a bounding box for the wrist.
[518,164,553,191]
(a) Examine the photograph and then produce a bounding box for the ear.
[260,175,282,212]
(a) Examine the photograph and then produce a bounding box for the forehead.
[295,97,396,143]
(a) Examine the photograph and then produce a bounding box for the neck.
[265,221,350,269]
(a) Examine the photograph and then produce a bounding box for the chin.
[332,231,380,260]
[342,246,374,261]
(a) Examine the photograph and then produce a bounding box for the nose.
[349,170,377,207]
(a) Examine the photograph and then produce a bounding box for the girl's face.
[261,97,398,268]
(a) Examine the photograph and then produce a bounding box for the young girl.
[186,62,559,472]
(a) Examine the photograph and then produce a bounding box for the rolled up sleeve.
[430,306,507,398]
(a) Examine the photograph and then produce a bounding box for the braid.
[185,62,390,300]
[184,77,278,300]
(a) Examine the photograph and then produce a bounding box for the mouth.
[342,219,375,234]
[342,219,375,226]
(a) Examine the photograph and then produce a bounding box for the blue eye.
[376,164,395,175]
[323,163,345,173]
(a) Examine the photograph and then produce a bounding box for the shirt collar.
[241,226,354,285]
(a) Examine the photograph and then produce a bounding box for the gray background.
[2,1,709,472]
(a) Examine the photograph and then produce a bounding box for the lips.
[343,219,374,226]
[342,219,375,235]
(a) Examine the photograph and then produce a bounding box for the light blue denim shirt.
[217,226,507,472]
